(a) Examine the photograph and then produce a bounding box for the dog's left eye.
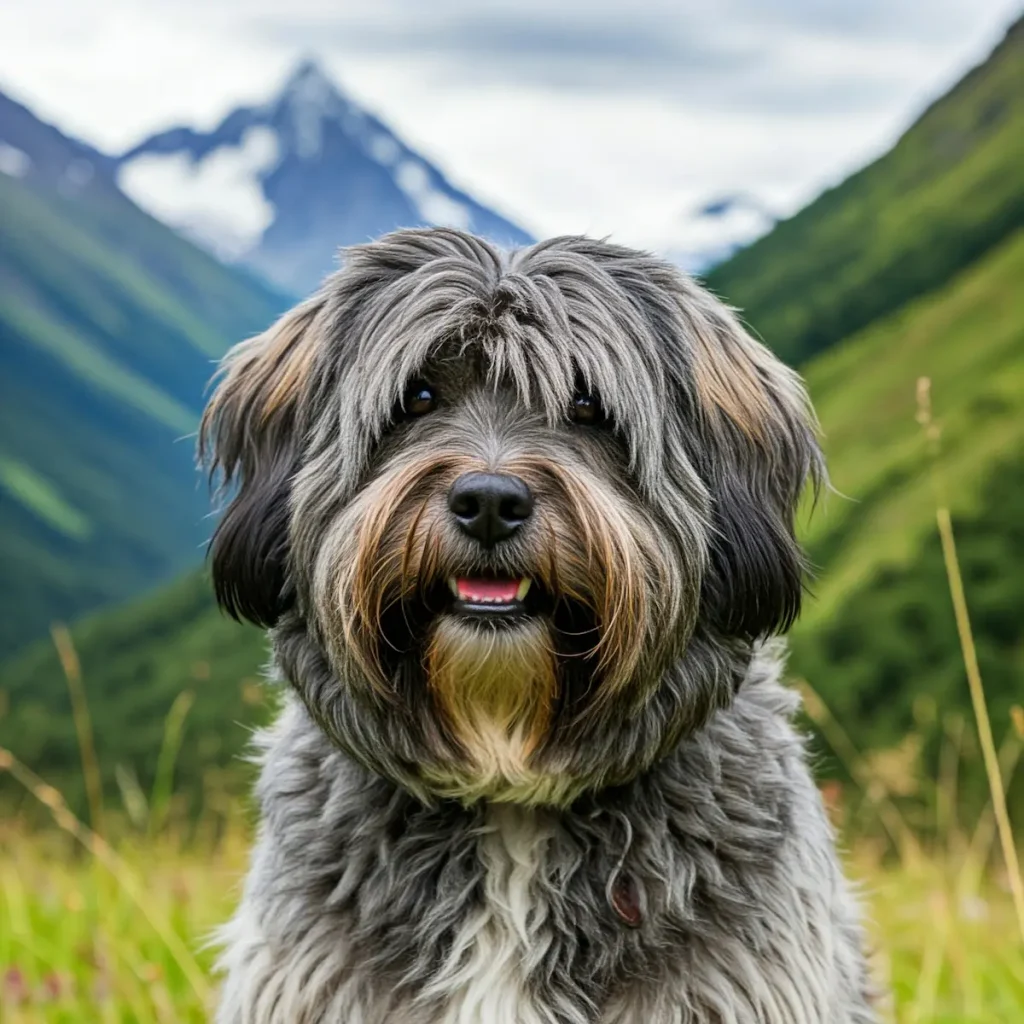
[404,381,437,417]
[570,392,605,426]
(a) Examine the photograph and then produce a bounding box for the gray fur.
[201,229,877,1022]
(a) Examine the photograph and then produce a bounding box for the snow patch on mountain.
[665,195,776,272]
[0,141,31,178]
[280,61,343,159]
[58,158,95,197]
[394,160,471,230]
[368,133,401,166]
[118,126,279,260]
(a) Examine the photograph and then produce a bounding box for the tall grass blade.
[149,690,195,839]
[50,622,105,838]
[958,719,1023,898]
[115,762,150,830]
[916,376,1024,944]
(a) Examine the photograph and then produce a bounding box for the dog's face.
[201,230,821,805]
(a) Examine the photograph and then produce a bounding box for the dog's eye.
[404,381,437,417]
[570,392,605,426]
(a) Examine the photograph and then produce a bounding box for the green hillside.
[793,448,1024,822]
[705,15,1024,366]
[796,226,1024,629]
[787,228,1024,815]
[0,166,286,657]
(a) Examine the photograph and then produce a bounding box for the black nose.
[447,472,534,547]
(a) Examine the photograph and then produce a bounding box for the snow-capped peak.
[275,58,351,159]
[281,58,340,107]
[0,140,32,178]
[115,57,531,293]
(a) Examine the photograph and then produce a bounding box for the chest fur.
[424,806,555,1024]
[218,692,873,1024]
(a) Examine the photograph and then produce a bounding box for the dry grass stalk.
[916,376,1024,943]
[50,623,105,839]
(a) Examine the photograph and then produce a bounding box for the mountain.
[0,88,287,658]
[115,60,533,295]
[664,194,777,273]
[705,15,1024,366]
[0,90,117,201]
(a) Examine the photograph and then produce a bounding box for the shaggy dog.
[201,229,877,1023]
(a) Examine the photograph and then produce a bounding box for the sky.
[0,0,1021,253]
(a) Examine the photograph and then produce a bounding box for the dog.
[201,228,877,1023]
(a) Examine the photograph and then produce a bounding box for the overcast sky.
[1,0,1020,250]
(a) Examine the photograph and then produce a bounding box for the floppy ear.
[687,295,824,639]
[199,295,324,627]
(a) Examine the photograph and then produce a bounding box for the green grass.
[0,822,243,1023]
[705,16,1024,366]
[2,824,1020,1022]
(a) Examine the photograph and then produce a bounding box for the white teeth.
[448,576,532,604]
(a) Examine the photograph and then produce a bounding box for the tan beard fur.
[425,616,559,797]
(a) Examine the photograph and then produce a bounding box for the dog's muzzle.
[442,471,540,622]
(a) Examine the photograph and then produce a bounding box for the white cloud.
[0,0,1020,250]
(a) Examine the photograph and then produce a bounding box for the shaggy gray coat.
[200,229,878,1023]
[217,646,874,1023]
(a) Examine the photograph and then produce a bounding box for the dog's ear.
[686,296,824,639]
[199,296,324,627]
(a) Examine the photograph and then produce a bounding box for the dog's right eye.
[404,381,438,417]
[570,392,605,426]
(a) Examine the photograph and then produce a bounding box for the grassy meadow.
[0,702,1022,1023]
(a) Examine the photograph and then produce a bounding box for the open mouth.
[447,575,535,618]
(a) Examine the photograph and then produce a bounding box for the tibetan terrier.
[202,229,877,1023]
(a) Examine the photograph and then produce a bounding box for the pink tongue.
[457,577,520,602]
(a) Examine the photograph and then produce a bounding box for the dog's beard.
[424,615,558,792]
[307,449,695,800]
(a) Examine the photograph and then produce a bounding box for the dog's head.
[201,230,821,804]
